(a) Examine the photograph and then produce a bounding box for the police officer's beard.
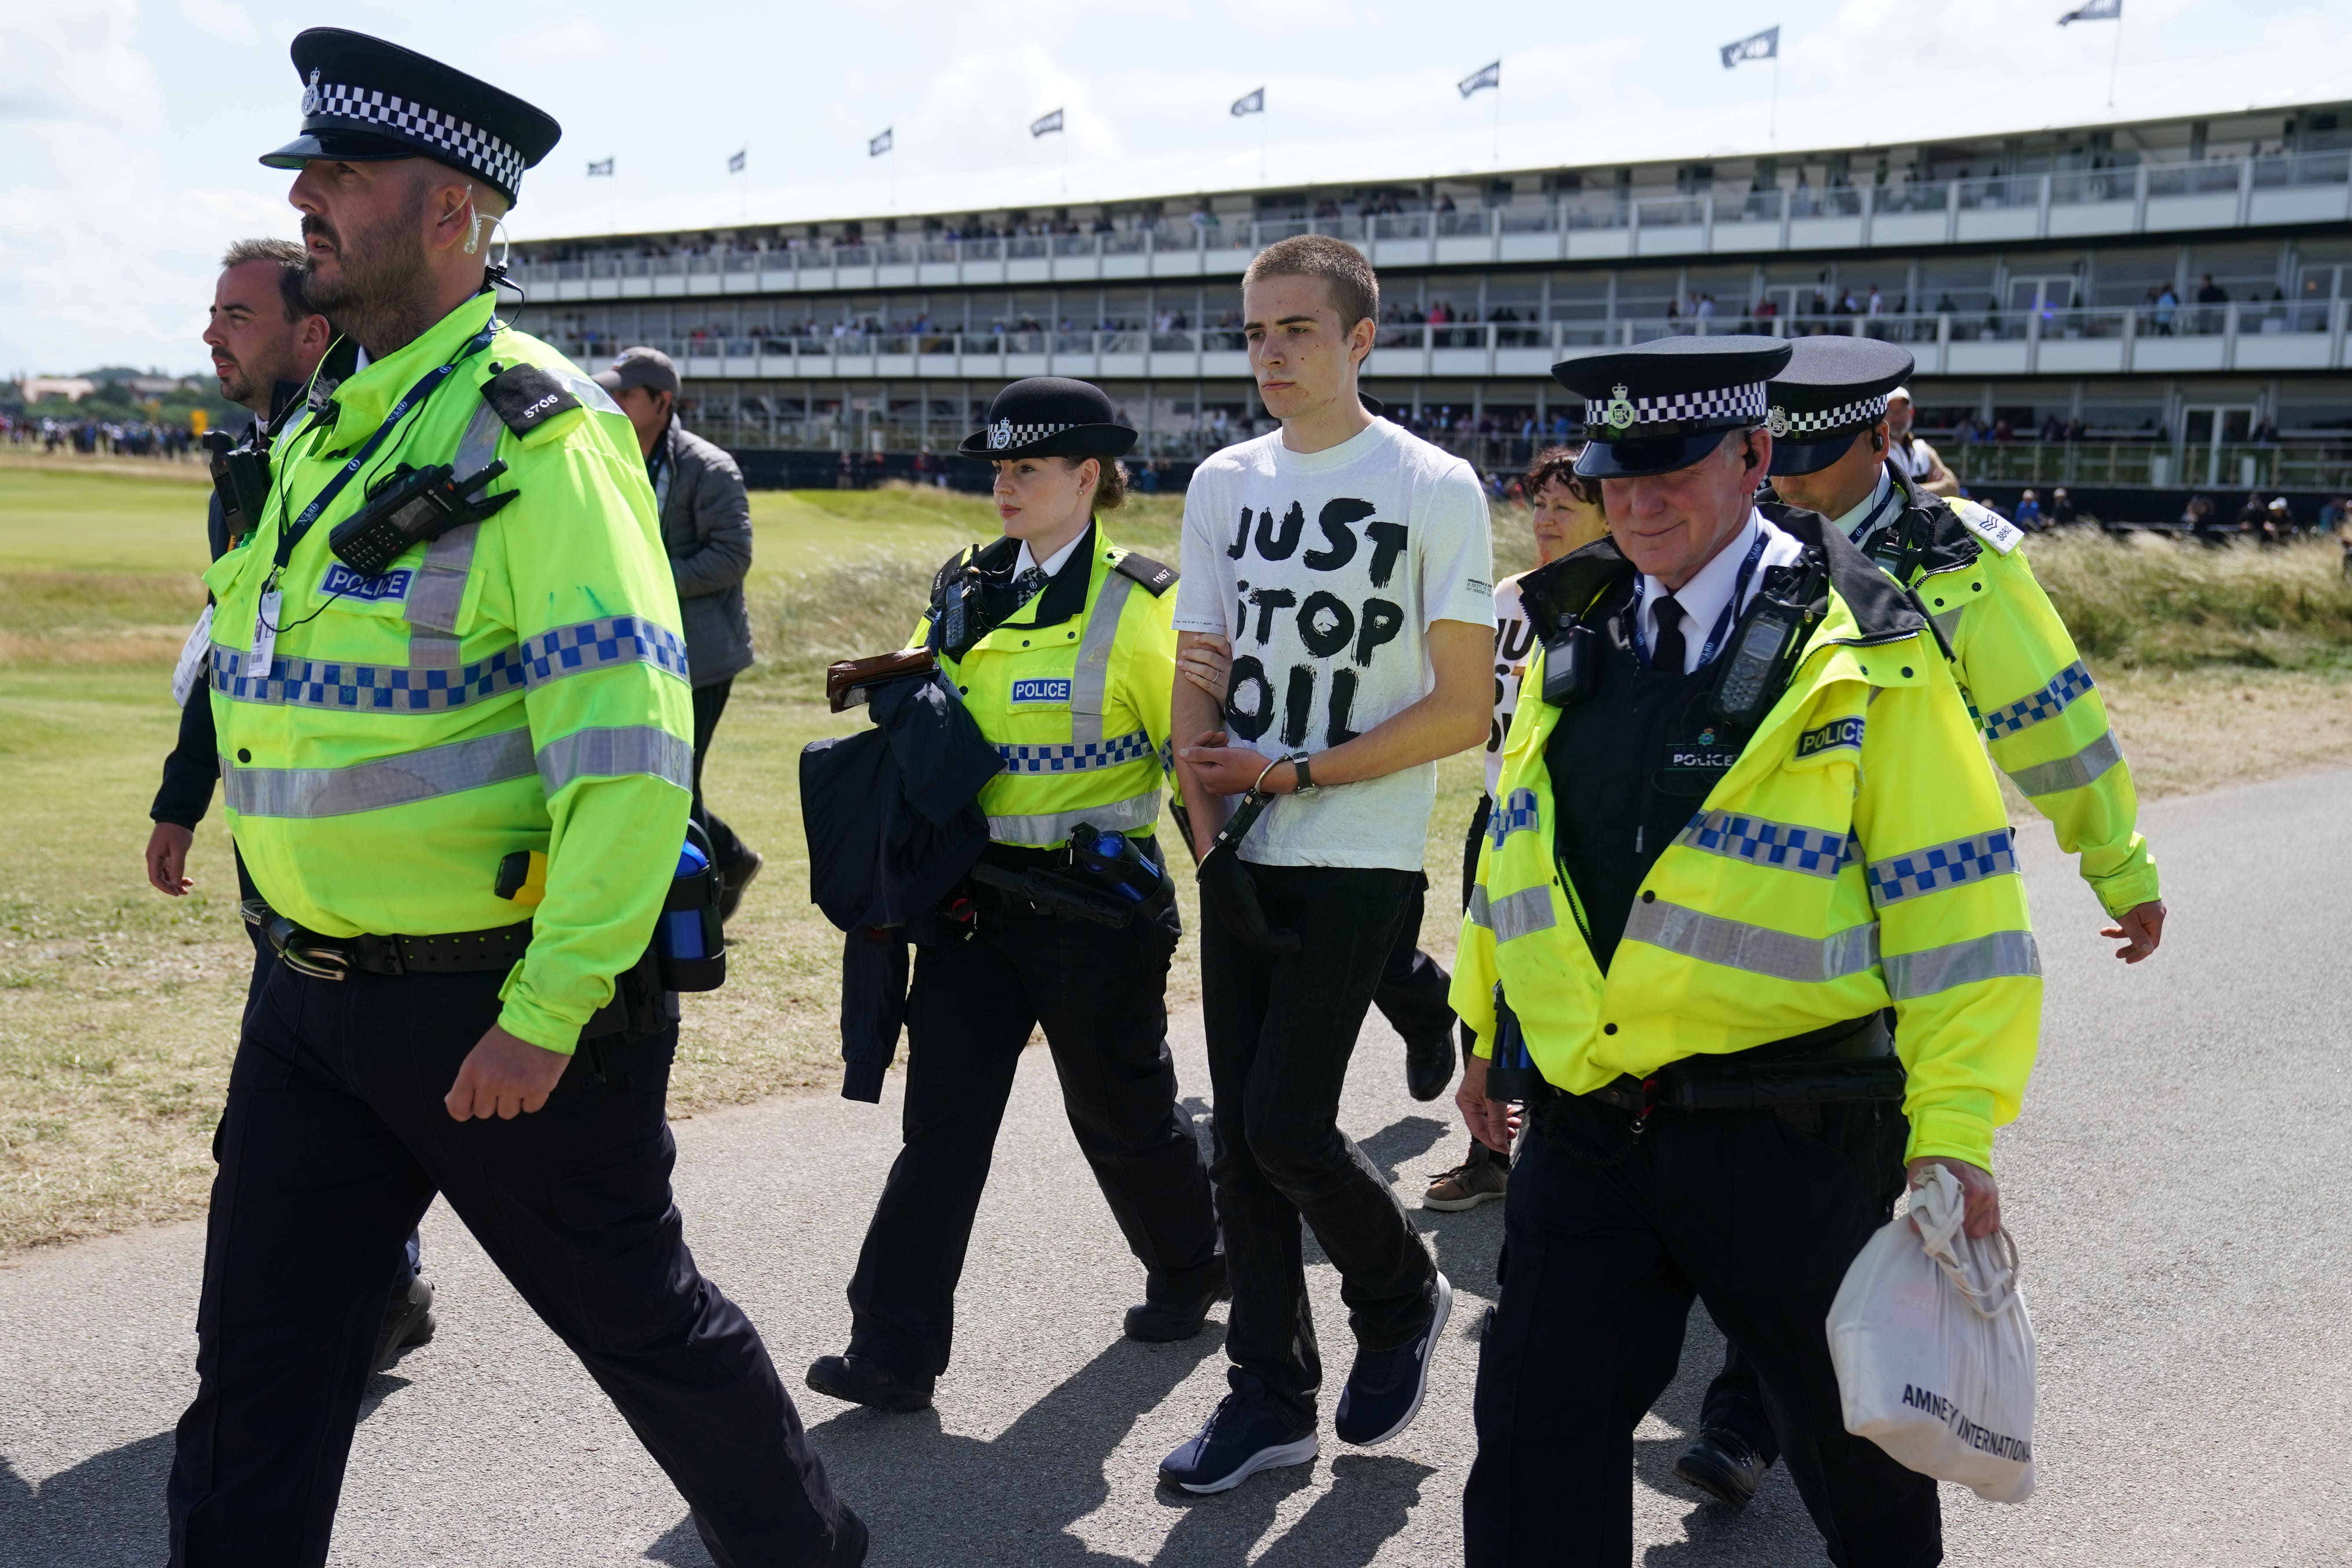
[301,198,436,358]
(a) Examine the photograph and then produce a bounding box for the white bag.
[1826,1164,2038,1503]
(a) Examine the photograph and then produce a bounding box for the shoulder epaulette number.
[1948,498,2023,556]
[479,363,581,437]
[1111,551,1178,595]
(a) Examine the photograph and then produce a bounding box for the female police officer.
[806,377,1225,1412]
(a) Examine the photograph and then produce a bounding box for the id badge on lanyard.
[247,588,282,673]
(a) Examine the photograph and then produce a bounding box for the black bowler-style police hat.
[1765,337,1917,477]
[960,377,1137,460]
[1553,336,1792,478]
[258,28,562,208]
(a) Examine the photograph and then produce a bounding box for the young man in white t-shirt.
[1156,236,1494,1495]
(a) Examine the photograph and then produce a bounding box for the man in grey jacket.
[596,346,763,916]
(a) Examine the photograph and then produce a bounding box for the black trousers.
[846,885,1220,1380]
[1464,1093,1938,1568]
[1701,1338,1781,1463]
[1201,864,1438,1432]
[1370,873,1455,1052]
[167,963,847,1568]
[690,677,749,872]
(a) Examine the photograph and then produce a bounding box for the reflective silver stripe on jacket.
[2004,730,2122,797]
[1866,830,2018,907]
[996,729,1154,774]
[535,725,694,795]
[1931,605,1964,647]
[221,727,536,818]
[1486,884,1556,943]
[405,400,508,650]
[1675,809,1854,880]
[1625,897,1881,984]
[987,789,1158,846]
[1981,661,2096,740]
[1067,567,1138,745]
[1883,930,2041,1000]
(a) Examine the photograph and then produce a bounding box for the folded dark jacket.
[800,670,1002,1098]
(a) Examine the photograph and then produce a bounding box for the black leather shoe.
[1674,1428,1770,1506]
[717,849,764,923]
[1405,1034,1455,1102]
[806,1353,934,1411]
[819,1503,869,1565]
[1124,1273,1231,1343]
[370,1275,436,1376]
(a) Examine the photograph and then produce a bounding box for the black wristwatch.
[1290,753,1319,795]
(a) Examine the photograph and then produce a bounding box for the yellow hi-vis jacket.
[202,292,692,1054]
[1449,520,2041,1171]
[910,524,1180,849]
[1885,470,2159,917]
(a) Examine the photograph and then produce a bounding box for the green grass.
[2029,531,2352,671]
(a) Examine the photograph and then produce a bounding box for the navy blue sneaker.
[1158,1370,1319,1495]
[1333,1270,1452,1446]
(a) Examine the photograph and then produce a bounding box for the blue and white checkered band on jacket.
[987,420,1076,450]
[1767,393,1891,439]
[305,78,527,197]
[1587,381,1769,433]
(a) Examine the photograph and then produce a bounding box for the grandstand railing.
[512,149,2352,293]
[553,299,2352,385]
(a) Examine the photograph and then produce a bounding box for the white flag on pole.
[869,128,893,157]
[1457,61,1500,98]
[1231,87,1265,117]
[726,148,746,174]
[2058,0,2120,22]
[585,157,614,177]
[1030,108,1064,137]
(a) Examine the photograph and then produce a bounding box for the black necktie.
[1011,566,1050,605]
[1650,594,1687,674]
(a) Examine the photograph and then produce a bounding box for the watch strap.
[1292,754,1316,794]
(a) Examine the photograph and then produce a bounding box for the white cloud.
[173,0,252,40]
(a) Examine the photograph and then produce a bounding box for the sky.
[8,0,2352,376]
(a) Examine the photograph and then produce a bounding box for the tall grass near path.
[2029,532,2352,670]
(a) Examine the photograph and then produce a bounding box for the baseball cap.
[594,346,679,396]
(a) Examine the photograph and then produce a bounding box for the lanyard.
[265,321,500,585]
[1631,524,1768,674]
[1846,477,1903,555]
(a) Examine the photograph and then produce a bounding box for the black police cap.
[1765,336,1916,478]
[258,29,561,208]
[960,377,1138,461]
[1553,336,1791,478]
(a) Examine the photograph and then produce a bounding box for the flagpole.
[1260,103,1269,185]
[1492,80,1502,167]
[2107,9,2123,108]
[1770,54,1781,144]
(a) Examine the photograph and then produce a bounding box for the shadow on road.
[0,1431,174,1567]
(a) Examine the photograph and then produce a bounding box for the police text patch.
[1796,717,1865,758]
[320,563,415,602]
[1009,677,1072,705]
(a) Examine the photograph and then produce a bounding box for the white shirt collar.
[1015,527,1087,581]
[1638,510,1805,675]
[1831,467,1899,546]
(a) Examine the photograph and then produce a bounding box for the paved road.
[2,768,2346,1567]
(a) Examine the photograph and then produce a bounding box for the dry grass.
[0,487,2346,1258]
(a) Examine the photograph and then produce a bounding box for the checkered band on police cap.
[1767,392,1889,439]
[1588,380,1768,433]
[307,76,527,198]
[986,420,1075,450]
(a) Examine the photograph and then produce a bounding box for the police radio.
[329,460,516,577]
[203,430,270,540]
[1707,559,1826,731]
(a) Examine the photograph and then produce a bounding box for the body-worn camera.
[204,430,270,540]
[328,460,515,577]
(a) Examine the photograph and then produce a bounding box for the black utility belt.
[243,900,530,980]
[1579,1013,1902,1115]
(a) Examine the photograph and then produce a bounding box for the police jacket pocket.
[1529,1087,1645,1168]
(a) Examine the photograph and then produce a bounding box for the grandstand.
[503,98,2352,515]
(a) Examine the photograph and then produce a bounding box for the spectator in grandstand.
[2186,495,2221,542]
[595,346,765,920]
[2014,489,2043,529]
[2265,496,2293,543]
[2050,487,2079,526]
[1885,385,1961,496]
[2236,491,2269,537]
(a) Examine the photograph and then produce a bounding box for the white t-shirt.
[1175,418,1494,870]
[1485,573,1534,799]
